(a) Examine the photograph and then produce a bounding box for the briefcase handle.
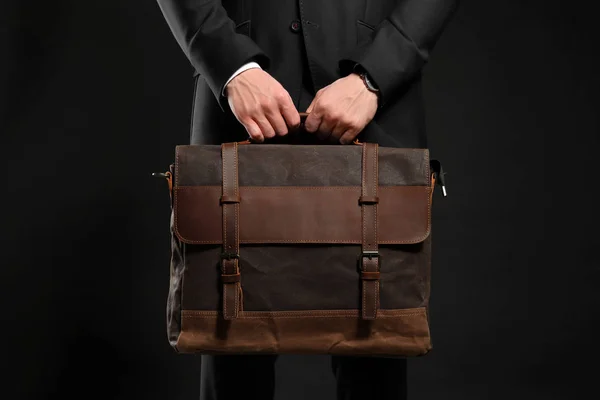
[299,111,309,124]
[238,112,363,145]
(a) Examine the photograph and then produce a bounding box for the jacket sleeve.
[156,0,270,111]
[339,0,459,108]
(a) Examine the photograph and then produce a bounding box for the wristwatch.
[352,63,380,96]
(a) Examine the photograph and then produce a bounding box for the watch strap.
[353,64,379,92]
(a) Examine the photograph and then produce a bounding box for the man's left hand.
[304,73,378,144]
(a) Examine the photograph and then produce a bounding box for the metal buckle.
[357,251,381,271]
[360,250,380,259]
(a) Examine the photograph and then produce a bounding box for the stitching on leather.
[182,308,425,318]
[222,145,228,318]
[174,147,181,254]
[176,238,428,244]
[222,145,228,248]
[368,147,373,317]
[362,272,367,317]
[376,279,380,312]
[425,149,430,186]
[183,309,426,316]
[184,314,423,319]
[184,310,409,316]
[234,143,240,316]
[175,186,426,191]
[178,238,431,244]
[175,147,180,187]
[361,144,367,318]
[199,314,422,319]
[374,145,379,318]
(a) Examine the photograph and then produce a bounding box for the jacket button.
[290,20,301,33]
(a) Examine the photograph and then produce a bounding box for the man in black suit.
[156,0,457,398]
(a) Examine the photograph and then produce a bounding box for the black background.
[2,1,598,399]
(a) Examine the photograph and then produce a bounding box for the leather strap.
[360,143,380,320]
[221,142,241,320]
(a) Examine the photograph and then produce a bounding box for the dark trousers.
[199,354,408,400]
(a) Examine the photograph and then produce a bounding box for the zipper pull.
[429,160,447,197]
[152,171,173,194]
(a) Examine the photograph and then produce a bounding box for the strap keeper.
[221,273,241,283]
[220,195,241,204]
[360,271,380,280]
[358,195,379,205]
[221,252,240,260]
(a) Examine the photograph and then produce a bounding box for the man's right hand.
[225,68,300,142]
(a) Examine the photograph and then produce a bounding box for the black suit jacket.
[157,0,458,146]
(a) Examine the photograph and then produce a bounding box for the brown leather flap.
[174,185,431,244]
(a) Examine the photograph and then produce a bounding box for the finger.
[255,116,276,140]
[317,117,335,141]
[244,119,264,143]
[318,109,341,139]
[339,128,360,145]
[265,108,289,136]
[280,94,301,130]
[329,121,347,143]
[304,108,322,133]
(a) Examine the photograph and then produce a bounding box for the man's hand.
[304,73,378,144]
[226,68,301,142]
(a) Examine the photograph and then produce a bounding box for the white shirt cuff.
[222,62,262,96]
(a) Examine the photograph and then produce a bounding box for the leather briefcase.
[154,128,445,357]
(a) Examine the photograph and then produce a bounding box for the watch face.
[363,74,379,92]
